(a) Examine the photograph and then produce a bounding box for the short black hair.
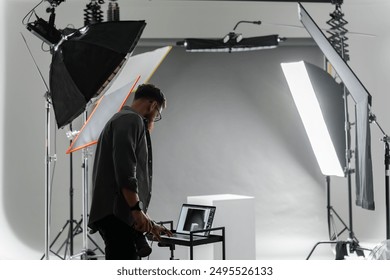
[134,84,166,108]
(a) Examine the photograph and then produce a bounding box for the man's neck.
[130,102,146,117]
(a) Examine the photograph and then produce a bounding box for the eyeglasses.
[154,106,162,122]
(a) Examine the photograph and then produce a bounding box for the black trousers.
[96,215,139,260]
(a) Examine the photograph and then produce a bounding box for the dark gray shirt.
[88,106,152,231]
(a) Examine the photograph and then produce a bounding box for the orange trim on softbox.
[65,46,173,154]
[66,75,140,154]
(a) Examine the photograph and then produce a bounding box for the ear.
[146,100,155,115]
[150,100,158,111]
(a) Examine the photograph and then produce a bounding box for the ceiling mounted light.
[177,20,284,53]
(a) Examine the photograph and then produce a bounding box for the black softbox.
[49,20,146,128]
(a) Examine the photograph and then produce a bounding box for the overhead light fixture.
[179,34,281,53]
[223,32,243,44]
[177,20,283,53]
[282,61,346,177]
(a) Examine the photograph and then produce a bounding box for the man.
[88,84,171,260]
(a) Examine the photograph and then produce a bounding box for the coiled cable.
[84,0,105,26]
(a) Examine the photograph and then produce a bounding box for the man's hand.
[131,211,173,241]
[149,222,173,241]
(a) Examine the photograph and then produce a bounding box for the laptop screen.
[176,204,216,236]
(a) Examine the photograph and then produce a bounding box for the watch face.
[130,201,143,211]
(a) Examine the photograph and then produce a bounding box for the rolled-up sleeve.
[111,114,144,193]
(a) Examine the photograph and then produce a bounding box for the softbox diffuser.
[50,20,146,128]
[66,46,172,154]
[282,61,346,177]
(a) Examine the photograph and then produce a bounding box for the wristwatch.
[130,201,144,211]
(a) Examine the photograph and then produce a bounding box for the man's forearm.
[121,187,139,207]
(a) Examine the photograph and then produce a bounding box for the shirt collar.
[122,106,149,126]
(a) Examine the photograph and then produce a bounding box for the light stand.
[44,92,55,260]
[306,27,363,261]
[341,74,361,255]
[25,0,146,260]
[40,123,84,260]
[68,123,75,256]
[80,111,92,258]
[369,114,390,240]
[22,33,57,260]
[332,3,362,254]
[326,176,349,240]
[23,0,63,260]
[304,86,369,260]
[70,111,104,260]
[41,112,104,260]
[295,2,375,259]
[305,80,365,259]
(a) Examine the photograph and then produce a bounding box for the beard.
[146,114,155,132]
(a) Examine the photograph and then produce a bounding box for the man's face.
[146,101,162,132]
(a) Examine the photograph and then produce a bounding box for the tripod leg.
[306,241,337,260]
[88,234,104,254]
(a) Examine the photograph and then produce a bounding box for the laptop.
[167,204,216,241]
